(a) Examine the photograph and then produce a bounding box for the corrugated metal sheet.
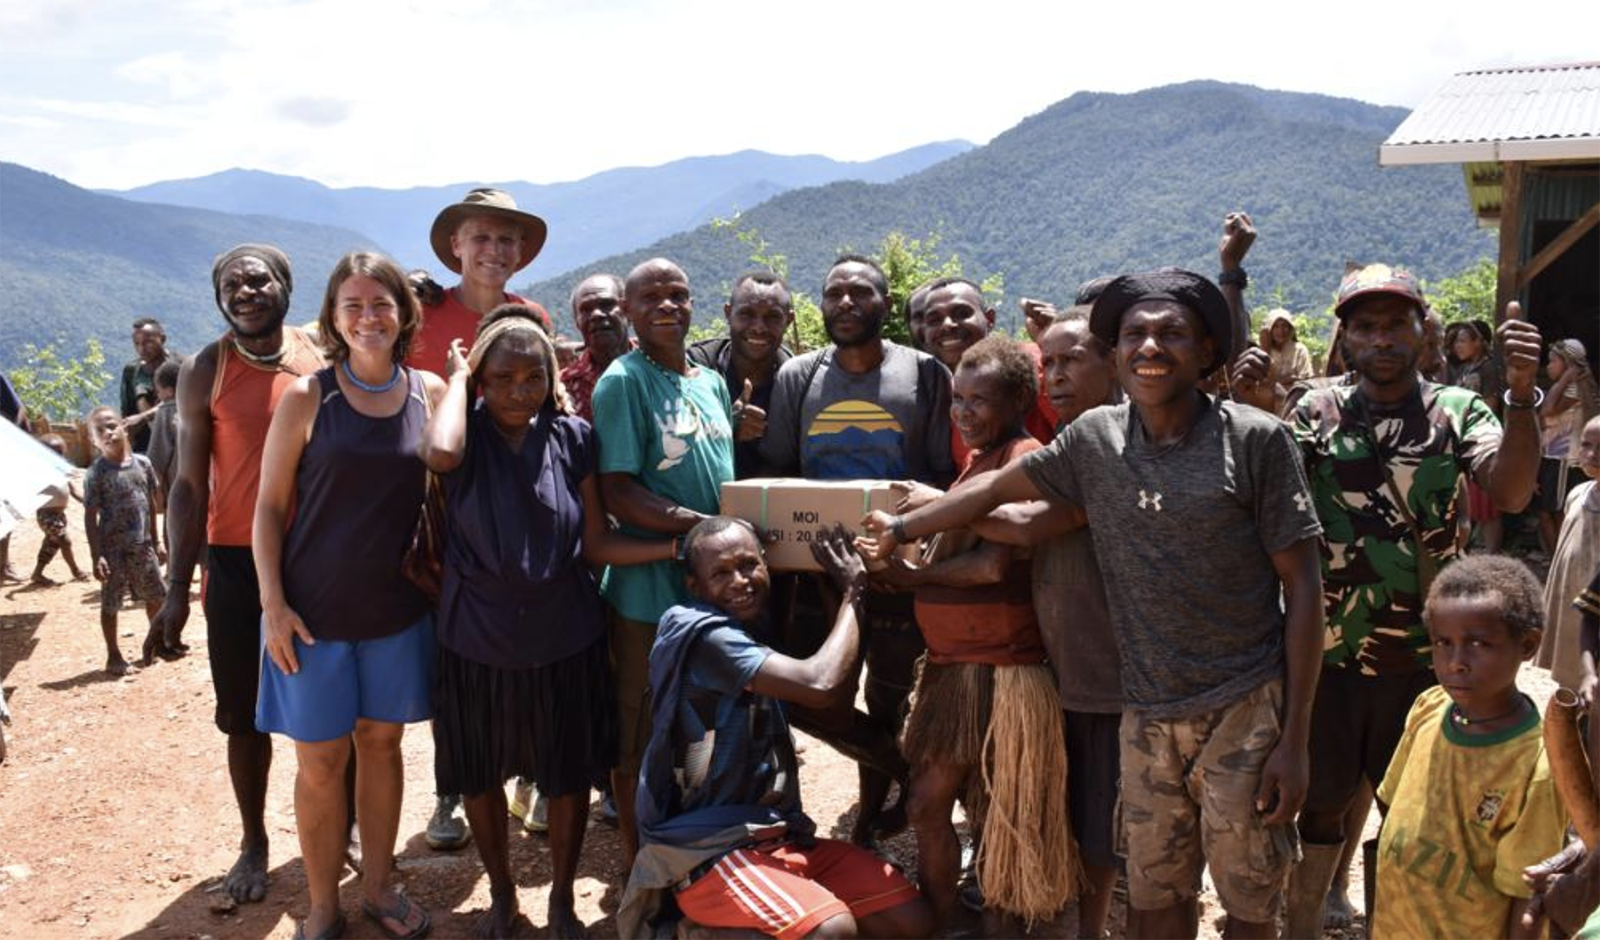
[1385,62,1600,148]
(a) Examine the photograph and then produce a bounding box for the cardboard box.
[720,478,908,572]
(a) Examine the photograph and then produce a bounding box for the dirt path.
[0,511,1560,939]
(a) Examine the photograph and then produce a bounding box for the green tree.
[1426,258,1496,326]
[706,215,1004,352]
[9,338,113,426]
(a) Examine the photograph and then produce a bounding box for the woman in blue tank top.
[254,252,443,940]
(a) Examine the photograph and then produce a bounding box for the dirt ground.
[0,509,1560,940]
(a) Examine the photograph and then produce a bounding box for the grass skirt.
[432,636,617,799]
[903,658,1079,923]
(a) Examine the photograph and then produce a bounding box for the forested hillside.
[524,81,1492,333]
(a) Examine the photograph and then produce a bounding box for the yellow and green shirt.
[1374,686,1567,940]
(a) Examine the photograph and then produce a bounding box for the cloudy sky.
[2,0,1593,191]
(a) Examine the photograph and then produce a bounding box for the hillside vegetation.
[525,81,1493,335]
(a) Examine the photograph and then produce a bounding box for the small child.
[82,406,166,675]
[29,434,89,585]
[1373,554,1568,940]
[146,360,181,500]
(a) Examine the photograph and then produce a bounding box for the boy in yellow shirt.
[1375,554,1568,939]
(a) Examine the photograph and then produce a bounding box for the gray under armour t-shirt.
[1022,396,1322,719]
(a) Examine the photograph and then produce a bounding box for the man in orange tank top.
[149,243,325,905]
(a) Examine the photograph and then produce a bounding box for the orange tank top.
[206,327,325,546]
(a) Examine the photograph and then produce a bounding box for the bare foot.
[546,893,587,940]
[71,571,89,582]
[224,845,269,903]
[30,573,56,587]
[1324,886,1356,929]
[473,887,521,939]
[105,657,131,677]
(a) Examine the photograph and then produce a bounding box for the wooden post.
[1495,161,1524,323]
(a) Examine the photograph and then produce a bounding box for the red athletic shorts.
[675,839,919,939]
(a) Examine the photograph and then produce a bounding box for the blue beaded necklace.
[341,359,402,394]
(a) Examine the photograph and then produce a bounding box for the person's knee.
[866,898,935,940]
[351,719,402,755]
[1297,803,1349,843]
[296,743,349,788]
[905,780,953,832]
[803,912,857,939]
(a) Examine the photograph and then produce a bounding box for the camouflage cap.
[1335,263,1426,320]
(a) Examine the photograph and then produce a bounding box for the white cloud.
[2,0,1596,190]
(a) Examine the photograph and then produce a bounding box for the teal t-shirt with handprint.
[592,350,734,623]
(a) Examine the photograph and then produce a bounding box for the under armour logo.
[1138,490,1163,512]
[1294,492,1312,513]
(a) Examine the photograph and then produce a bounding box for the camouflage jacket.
[1292,381,1500,674]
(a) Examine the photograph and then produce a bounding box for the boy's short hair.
[155,360,182,389]
[1425,554,1544,638]
[683,516,761,571]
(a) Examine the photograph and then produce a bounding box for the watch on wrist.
[1217,268,1248,289]
[890,515,908,542]
[1503,387,1545,411]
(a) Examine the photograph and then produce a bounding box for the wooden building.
[1380,62,1599,358]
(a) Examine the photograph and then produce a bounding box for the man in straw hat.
[862,268,1326,940]
[149,243,326,904]
[413,188,554,849]
[408,187,553,378]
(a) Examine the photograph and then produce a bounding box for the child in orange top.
[875,334,1073,931]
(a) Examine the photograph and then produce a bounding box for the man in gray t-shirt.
[864,270,1324,940]
[757,253,955,846]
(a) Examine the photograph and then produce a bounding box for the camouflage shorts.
[101,544,165,613]
[1118,678,1299,923]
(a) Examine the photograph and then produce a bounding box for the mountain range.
[522,81,1494,332]
[107,142,975,281]
[2,80,1495,391]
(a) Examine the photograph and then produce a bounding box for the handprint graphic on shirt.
[655,397,700,471]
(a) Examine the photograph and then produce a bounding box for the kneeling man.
[618,519,932,940]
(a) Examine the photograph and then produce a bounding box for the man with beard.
[561,273,632,422]
[148,244,325,904]
[759,254,955,845]
[1236,264,1543,937]
[689,271,793,479]
[592,258,739,868]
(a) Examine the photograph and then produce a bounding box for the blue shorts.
[255,613,435,742]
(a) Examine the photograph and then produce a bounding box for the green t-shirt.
[592,350,734,623]
[1292,382,1501,674]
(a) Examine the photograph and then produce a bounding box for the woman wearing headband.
[421,305,672,939]
[253,251,443,940]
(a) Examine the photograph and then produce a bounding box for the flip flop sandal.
[362,893,431,940]
[292,911,347,940]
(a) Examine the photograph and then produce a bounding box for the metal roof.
[1380,62,1600,165]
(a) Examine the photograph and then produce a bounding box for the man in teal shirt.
[592,257,743,868]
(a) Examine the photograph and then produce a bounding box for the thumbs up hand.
[733,378,768,441]
[1497,301,1543,404]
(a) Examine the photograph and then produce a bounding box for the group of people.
[14,188,1600,940]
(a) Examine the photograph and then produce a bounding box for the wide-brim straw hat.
[429,188,548,275]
